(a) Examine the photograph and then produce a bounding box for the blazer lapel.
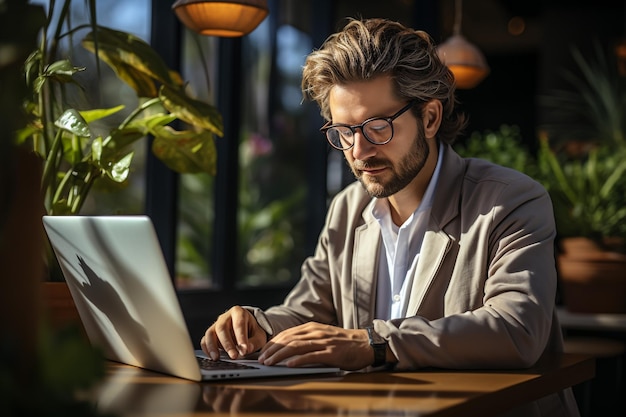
[352,219,381,328]
[405,145,463,315]
[405,227,452,315]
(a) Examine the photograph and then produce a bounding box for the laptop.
[42,215,341,381]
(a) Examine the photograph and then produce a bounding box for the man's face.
[328,76,429,198]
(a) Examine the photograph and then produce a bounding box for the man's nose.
[350,129,376,160]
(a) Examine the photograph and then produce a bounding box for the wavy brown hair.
[301,18,467,144]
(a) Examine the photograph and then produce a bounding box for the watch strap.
[366,326,387,367]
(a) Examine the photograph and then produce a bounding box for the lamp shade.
[172,0,269,37]
[437,34,490,89]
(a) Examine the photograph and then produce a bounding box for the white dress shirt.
[372,142,444,320]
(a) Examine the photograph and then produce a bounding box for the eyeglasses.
[320,101,416,151]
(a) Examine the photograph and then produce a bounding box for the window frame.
[148,0,434,342]
[147,0,334,342]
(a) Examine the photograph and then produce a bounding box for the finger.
[201,326,222,361]
[231,307,253,356]
[259,337,320,366]
[215,318,240,359]
[281,346,330,368]
[259,322,318,355]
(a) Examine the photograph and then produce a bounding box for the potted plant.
[18,2,222,218]
[538,41,626,314]
[536,137,626,313]
[17,0,223,289]
[4,0,227,413]
[1,2,115,415]
[457,122,626,314]
[459,42,626,314]
[13,2,223,344]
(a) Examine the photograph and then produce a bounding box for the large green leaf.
[100,126,146,159]
[45,60,87,82]
[82,27,180,97]
[55,110,90,165]
[142,113,178,130]
[34,59,86,93]
[159,84,223,136]
[54,109,91,138]
[79,105,125,124]
[104,151,133,183]
[103,112,178,153]
[91,135,134,183]
[151,126,217,175]
[111,63,161,98]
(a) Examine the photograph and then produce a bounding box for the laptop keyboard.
[197,356,259,371]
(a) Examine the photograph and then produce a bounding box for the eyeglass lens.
[326,119,393,149]
[323,101,414,150]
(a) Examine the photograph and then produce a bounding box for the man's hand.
[257,322,374,371]
[200,306,267,360]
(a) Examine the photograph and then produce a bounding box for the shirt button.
[393,294,401,303]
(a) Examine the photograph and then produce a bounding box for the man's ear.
[422,100,443,139]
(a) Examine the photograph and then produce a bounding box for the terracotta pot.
[557,237,626,314]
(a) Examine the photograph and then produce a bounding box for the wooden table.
[91,353,594,417]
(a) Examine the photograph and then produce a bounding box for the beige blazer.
[250,144,579,416]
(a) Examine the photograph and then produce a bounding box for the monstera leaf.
[82,27,180,97]
[152,126,218,175]
[160,84,223,136]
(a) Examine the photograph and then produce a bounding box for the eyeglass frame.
[320,100,417,151]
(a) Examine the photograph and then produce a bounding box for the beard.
[349,130,430,198]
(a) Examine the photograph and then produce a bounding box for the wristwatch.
[365,326,387,367]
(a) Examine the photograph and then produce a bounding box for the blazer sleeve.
[375,173,560,370]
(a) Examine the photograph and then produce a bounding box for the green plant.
[175,133,306,287]
[2,3,116,415]
[1,325,112,417]
[539,41,626,149]
[537,138,626,240]
[16,0,223,215]
[454,124,538,178]
[456,124,626,241]
[537,40,626,242]
[237,133,307,286]
[2,0,223,414]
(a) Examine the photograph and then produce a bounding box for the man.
[201,18,579,416]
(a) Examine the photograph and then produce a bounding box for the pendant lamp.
[437,0,489,89]
[172,0,269,37]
